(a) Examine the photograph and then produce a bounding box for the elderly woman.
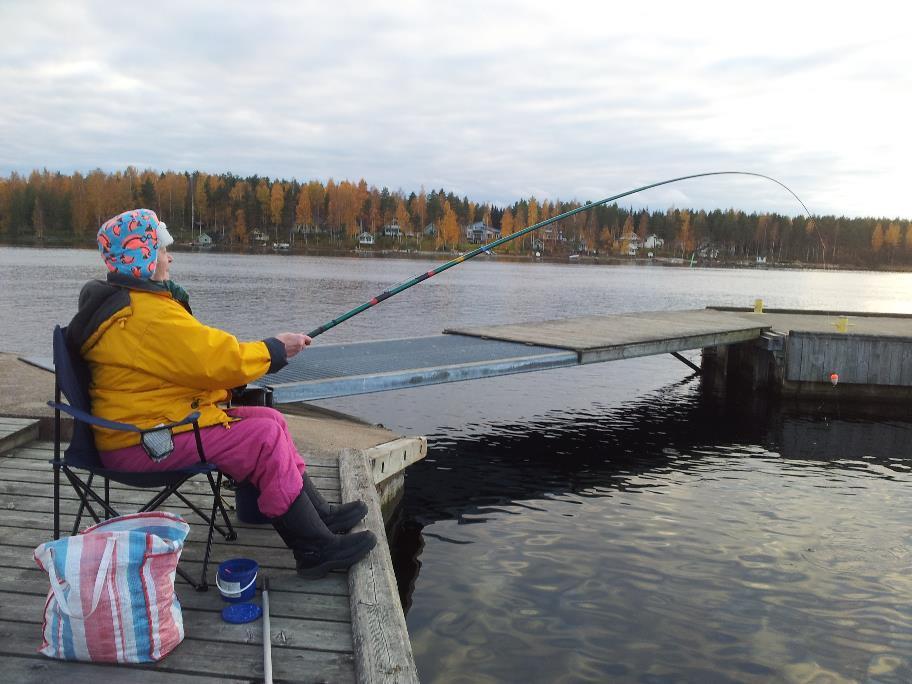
[68,208,375,578]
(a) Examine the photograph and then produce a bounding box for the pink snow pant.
[99,406,306,518]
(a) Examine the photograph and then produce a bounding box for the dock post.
[700,343,730,396]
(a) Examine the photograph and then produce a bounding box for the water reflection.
[390,383,912,683]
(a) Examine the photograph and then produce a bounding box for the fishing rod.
[306,171,812,339]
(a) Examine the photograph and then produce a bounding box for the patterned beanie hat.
[97,209,164,279]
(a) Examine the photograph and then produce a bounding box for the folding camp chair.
[48,324,237,591]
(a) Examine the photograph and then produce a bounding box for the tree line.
[1,167,909,267]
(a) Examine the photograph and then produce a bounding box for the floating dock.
[256,307,912,403]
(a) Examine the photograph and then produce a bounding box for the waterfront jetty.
[254,307,912,404]
[448,306,912,400]
[0,354,423,683]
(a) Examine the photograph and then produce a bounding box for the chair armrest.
[159,412,202,430]
[48,401,142,433]
[47,401,201,434]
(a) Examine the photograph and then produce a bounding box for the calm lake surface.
[3,247,912,683]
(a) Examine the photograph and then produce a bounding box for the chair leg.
[209,472,237,541]
[176,565,204,591]
[53,398,61,540]
[72,472,94,532]
[173,489,236,540]
[53,461,61,540]
[64,469,118,535]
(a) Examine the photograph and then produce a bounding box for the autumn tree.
[410,188,427,232]
[871,223,884,253]
[885,222,902,249]
[295,189,312,230]
[233,208,247,244]
[32,197,46,239]
[500,208,515,252]
[69,172,90,237]
[677,210,694,256]
[440,201,459,249]
[193,172,209,232]
[395,199,410,241]
[270,182,285,240]
[253,179,269,230]
[637,211,649,241]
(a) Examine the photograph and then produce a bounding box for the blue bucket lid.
[222,602,262,624]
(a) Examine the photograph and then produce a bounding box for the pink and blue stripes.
[34,511,189,663]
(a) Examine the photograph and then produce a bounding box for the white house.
[358,231,375,246]
[465,221,499,244]
[196,232,213,246]
[643,234,664,249]
[620,232,640,256]
[250,230,268,244]
[381,222,401,238]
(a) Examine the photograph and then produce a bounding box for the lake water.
[3,247,912,683]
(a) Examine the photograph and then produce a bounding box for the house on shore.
[465,221,499,244]
[381,222,402,239]
[358,231,375,246]
[620,232,640,256]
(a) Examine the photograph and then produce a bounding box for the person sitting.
[68,208,375,578]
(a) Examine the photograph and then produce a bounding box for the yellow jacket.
[75,280,283,451]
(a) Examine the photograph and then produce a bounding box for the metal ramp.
[258,335,577,403]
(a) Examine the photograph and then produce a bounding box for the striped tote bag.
[33,511,190,663]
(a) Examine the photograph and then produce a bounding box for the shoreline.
[1,240,907,273]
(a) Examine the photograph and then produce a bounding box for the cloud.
[0,0,909,218]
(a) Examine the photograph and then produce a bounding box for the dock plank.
[446,309,770,358]
[0,441,360,682]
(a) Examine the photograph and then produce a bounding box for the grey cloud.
[0,1,907,218]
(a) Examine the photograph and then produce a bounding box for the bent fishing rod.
[307,171,812,339]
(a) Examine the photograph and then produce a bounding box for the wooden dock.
[0,416,421,683]
[447,307,912,399]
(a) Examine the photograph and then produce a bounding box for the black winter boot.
[303,473,369,534]
[271,492,376,579]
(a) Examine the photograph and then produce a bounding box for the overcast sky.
[1,1,908,218]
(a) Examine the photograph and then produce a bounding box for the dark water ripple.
[389,384,912,683]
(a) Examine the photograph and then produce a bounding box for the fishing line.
[307,171,812,339]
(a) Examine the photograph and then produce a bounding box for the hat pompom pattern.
[97,209,162,280]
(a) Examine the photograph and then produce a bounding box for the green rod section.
[307,171,810,338]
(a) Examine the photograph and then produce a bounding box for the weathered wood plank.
[2,590,354,651]
[0,467,340,495]
[0,558,349,598]
[446,309,769,353]
[0,420,40,455]
[784,332,912,387]
[0,619,356,682]
[0,491,340,526]
[7,572,353,620]
[785,334,802,381]
[0,535,352,600]
[341,449,418,684]
[0,655,234,684]
[7,441,342,470]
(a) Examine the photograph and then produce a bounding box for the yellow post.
[835,316,850,333]
[753,298,764,314]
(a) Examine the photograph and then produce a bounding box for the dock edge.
[340,447,420,684]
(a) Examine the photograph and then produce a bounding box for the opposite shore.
[2,239,910,273]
